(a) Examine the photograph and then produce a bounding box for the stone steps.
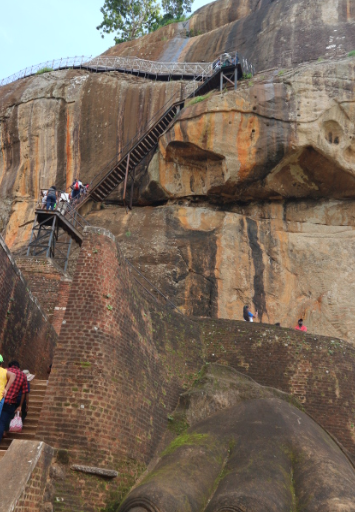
[0,379,47,456]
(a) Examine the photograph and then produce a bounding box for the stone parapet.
[0,440,54,512]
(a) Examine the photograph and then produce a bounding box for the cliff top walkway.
[0,54,254,87]
[27,53,254,272]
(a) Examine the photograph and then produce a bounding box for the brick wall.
[37,227,203,484]
[16,257,72,335]
[0,440,54,512]
[196,317,355,458]
[0,236,57,377]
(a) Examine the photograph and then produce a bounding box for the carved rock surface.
[119,365,355,512]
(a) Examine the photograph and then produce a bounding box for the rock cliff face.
[0,71,182,249]
[84,57,355,342]
[105,0,355,71]
[1,0,355,343]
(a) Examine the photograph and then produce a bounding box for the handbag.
[9,411,23,433]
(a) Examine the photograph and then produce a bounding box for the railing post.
[129,167,136,210]
[220,71,223,92]
[122,153,130,207]
[234,67,238,90]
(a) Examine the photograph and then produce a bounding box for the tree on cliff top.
[162,0,193,20]
[97,0,193,43]
[97,0,160,43]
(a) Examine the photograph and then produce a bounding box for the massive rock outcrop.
[104,0,355,71]
[84,57,355,341]
[1,0,355,343]
[0,71,182,249]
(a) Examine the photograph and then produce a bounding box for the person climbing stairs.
[0,379,47,461]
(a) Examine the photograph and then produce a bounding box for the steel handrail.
[0,55,215,88]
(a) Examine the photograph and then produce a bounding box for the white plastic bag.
[9,411,23,433]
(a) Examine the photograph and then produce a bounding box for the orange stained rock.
[236,114,260,179]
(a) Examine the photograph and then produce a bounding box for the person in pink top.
[295,318,307,332]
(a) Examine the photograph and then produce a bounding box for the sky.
[0,0,210,80]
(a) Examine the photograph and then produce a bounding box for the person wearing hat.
[0,361,28,441]
[0,355,16,417]
[17,370,35,423]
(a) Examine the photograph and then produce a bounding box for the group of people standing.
[41,179,89,211]
[243,305,308,332]
[0,356,34,441]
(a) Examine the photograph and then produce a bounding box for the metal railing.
[0,55,215,88]
[0,52,255,88]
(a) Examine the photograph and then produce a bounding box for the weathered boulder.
[119,365,355,512]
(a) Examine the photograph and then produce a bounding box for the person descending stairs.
[0,379,47,461]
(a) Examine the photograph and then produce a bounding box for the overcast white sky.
[0,0,210,79]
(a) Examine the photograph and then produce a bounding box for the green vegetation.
[185,90,213,106]
[97,0,193,44]
[278,69,285,76]
[161,432,210,456]
[348,50,355,57]
[242,72,253,80]
[36,67,53,75]
[102,460,146,512]
[167,412,189,435]
[80,361,92,368]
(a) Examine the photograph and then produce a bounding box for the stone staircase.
[0,379,47,461]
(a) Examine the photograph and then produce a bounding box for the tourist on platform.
[41,190,48,209]
[0,361,28,441]
[71,178,83,201]
[295,318,307,332]
[0,355,16,417]
[16,370,35,423]
[46,186,57,210]
[243,305,258,322]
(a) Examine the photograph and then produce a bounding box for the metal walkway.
[26,209,89,272]
[0,54,255,87]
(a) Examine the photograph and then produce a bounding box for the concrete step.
[28,393,43,408]
[23,419,38,427]
[0,438,12,449]
[30,388,46,400]
[6,432,36,440]
[0,450,7,460]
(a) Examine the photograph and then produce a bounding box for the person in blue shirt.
[243,305,258,322]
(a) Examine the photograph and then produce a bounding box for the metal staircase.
[27,54,252,270]
[76,60,244,211]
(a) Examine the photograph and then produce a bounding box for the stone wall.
[0,441,54,512]
[16,257,72,335]
[0,236,57,376]
[37,227,203,510]
[197,317,355,459]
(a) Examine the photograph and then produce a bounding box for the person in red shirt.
[295,319,307,332]
[0,361,28,441]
